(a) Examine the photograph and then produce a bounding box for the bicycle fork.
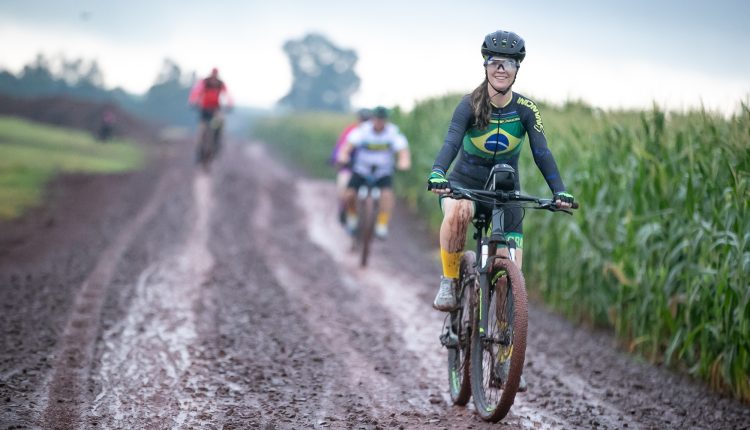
[477,202,519,336]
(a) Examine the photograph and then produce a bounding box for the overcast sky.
[1,0,749,114]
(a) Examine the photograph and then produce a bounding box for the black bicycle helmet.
[372,106,388,119]
[481,30,526,62]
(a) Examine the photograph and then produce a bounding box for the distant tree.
[142,59,194,125]
[59,57,84,85]
[0,54,199,126]
[279,33,360,112]
[80,60,104,88]
[15,54,61,97]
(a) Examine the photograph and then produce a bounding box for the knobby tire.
[470,257,528,422]
[447,251,476,405]
[198,127,214,170]
[198,122,221,171]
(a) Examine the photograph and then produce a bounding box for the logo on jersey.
[517,97,544,134]
[364,142,391,151]
[484,133,510,152]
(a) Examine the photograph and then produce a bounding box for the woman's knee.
[444,199,473,224]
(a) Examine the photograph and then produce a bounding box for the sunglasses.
[484,58,518,72]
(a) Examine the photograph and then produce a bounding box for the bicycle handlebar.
[448,186,579,213]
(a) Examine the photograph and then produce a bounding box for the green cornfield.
[249,98,750,403]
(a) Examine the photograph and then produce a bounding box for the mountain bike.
[196,110,224,171]
[352,166,381,267]
[439,163,578,422]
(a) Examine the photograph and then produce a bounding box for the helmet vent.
[481,30,526,63]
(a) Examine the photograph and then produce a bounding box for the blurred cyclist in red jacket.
[188,68,234,161]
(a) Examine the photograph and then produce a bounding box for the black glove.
[553,191,575,205]
[427,170,451,191]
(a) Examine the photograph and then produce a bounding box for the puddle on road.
[90,172,216,428]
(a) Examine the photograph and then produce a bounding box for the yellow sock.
[440,248,462,279]
[376,211,389,226]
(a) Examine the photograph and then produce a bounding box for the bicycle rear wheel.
[446,251,476,405]
[470,257,528,422]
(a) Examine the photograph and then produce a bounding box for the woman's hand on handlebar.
[553,191,576,209]
[427,170,452,195]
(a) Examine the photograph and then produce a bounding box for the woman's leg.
[433,198,474,311]
[439,198,474,278]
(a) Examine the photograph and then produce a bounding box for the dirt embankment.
[0,93,159,141]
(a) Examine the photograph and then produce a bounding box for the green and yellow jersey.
[432,92,565,193]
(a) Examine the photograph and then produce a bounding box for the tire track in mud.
[239,144,464,428]
[41,168,180,429]
[88,172,216,428]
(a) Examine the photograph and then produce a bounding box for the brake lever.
[533,202,573,215]
[548,204,574,215]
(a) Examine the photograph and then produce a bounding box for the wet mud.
[1,141,748,429]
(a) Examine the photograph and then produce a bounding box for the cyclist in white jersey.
[336,106,411,239]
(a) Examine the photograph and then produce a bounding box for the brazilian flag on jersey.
[462,110,525,162]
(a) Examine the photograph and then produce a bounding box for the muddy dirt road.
[1,141,748,429]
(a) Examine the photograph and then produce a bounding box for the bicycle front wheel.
[358,196,375,267]
[197,127,213,168]
[470,257,528,422]
[447,251,476,405]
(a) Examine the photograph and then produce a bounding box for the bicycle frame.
[469,203,517,343]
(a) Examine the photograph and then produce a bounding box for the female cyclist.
[427,29,575,312]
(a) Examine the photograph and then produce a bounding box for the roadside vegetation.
[250,97,750,403]
[252,111,351,179]
[0,116,144,220]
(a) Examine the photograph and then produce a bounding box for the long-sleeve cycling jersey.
[432,92,565,193]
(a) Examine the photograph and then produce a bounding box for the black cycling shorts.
[439,180,524,236]
[347,172,393,189]
[200,109,218,122]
